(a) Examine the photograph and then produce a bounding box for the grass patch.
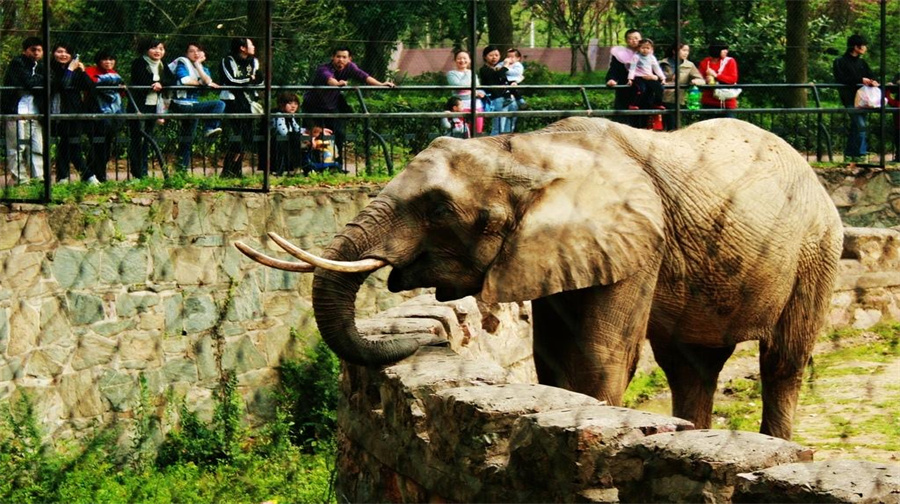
[2,170,394,204]
[713,377,763,431]
[623,368,669,408]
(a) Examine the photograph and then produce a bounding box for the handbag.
[855,86,884,108]
[712,57,741,103]
[714,87,742,101]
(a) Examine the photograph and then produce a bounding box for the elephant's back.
[651,120,842,344]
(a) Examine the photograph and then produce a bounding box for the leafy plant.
[275,337,341,451]
[156,372,245,468]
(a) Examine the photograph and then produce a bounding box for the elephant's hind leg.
[649,337,735,429]
[758,279,828,440]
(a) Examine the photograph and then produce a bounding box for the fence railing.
[2,81,898,202]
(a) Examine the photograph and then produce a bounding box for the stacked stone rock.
[340,295,900,503]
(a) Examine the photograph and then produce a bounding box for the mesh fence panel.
[2,0,900,199]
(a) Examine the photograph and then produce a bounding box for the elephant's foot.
[758,356,806,440]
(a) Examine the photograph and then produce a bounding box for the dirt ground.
[633,331,900,464]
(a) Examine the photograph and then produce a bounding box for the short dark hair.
[638,39,654,48]
[507,48,522,58]
[276,91,299,108]
[847,34,868,49]
[482,45,499,59]
[138,37,165,55]
[445,96,462,110]
[667,43,688,57]
[708,42,729,58]
[332,46,352,57]
[22,37,43,51]
[94,49,116,64]
[229,37,251,55]
[185,41,204,53]
[625,28,640,38]
[52,42,74,55]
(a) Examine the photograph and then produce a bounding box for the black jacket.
[128,57,175,112]
[1,55,46,114]
[49,60,95,135]
[833,51,874,107]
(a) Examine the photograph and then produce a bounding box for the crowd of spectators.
[0,30,889,184]
[0,38,394,183]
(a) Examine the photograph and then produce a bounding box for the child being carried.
[624,38,666,108]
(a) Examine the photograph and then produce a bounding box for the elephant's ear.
[480,129,666,303]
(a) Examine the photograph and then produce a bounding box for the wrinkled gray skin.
[312,117,843,440]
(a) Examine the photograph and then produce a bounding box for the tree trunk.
[569,45,578,76]
[485,0,514,51]
[785,0,809,107]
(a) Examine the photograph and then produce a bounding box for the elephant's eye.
[427,204,454,224]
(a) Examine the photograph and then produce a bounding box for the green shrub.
[0,358,338,503]
[276,338,341,451]
[156,372,244,468]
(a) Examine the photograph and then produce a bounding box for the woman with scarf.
[49,42,95,184]
[128,38,174,178]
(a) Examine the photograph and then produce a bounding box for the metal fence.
[2,0,899,202]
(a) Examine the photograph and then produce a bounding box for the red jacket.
[699,56,739,109]
[886,89,900,130]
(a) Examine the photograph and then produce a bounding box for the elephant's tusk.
[267,232,387,273]
[234,241,315,272]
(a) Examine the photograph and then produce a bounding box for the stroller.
[300,129,341,174]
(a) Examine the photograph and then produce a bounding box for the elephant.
[237,117,843,440]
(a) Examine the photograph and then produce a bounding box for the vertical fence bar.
[41,0,51,202]
[468,0,477,135]
[674,0,682,129]
[879,0,886,166]
[263,0,272,190]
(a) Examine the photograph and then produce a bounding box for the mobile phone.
[74,54,80,61]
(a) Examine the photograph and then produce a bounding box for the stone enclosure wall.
[0,170,898,499]
[0,185,422,440]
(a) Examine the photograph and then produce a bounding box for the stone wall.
[819,169,900,228]
[336,226,900,503]
[0,186,425,441]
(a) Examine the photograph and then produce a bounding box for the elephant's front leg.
[531,266,659,405]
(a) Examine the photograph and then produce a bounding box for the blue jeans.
[845,110,867,158]
[170,100,226,169]
[490,96,518,135]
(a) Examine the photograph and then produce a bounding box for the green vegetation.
[623,368,669,408]
[0,169,394,204]
[0,338,342,503]
[713,377,763,431]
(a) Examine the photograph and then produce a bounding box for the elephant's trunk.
[312,207,420,366]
